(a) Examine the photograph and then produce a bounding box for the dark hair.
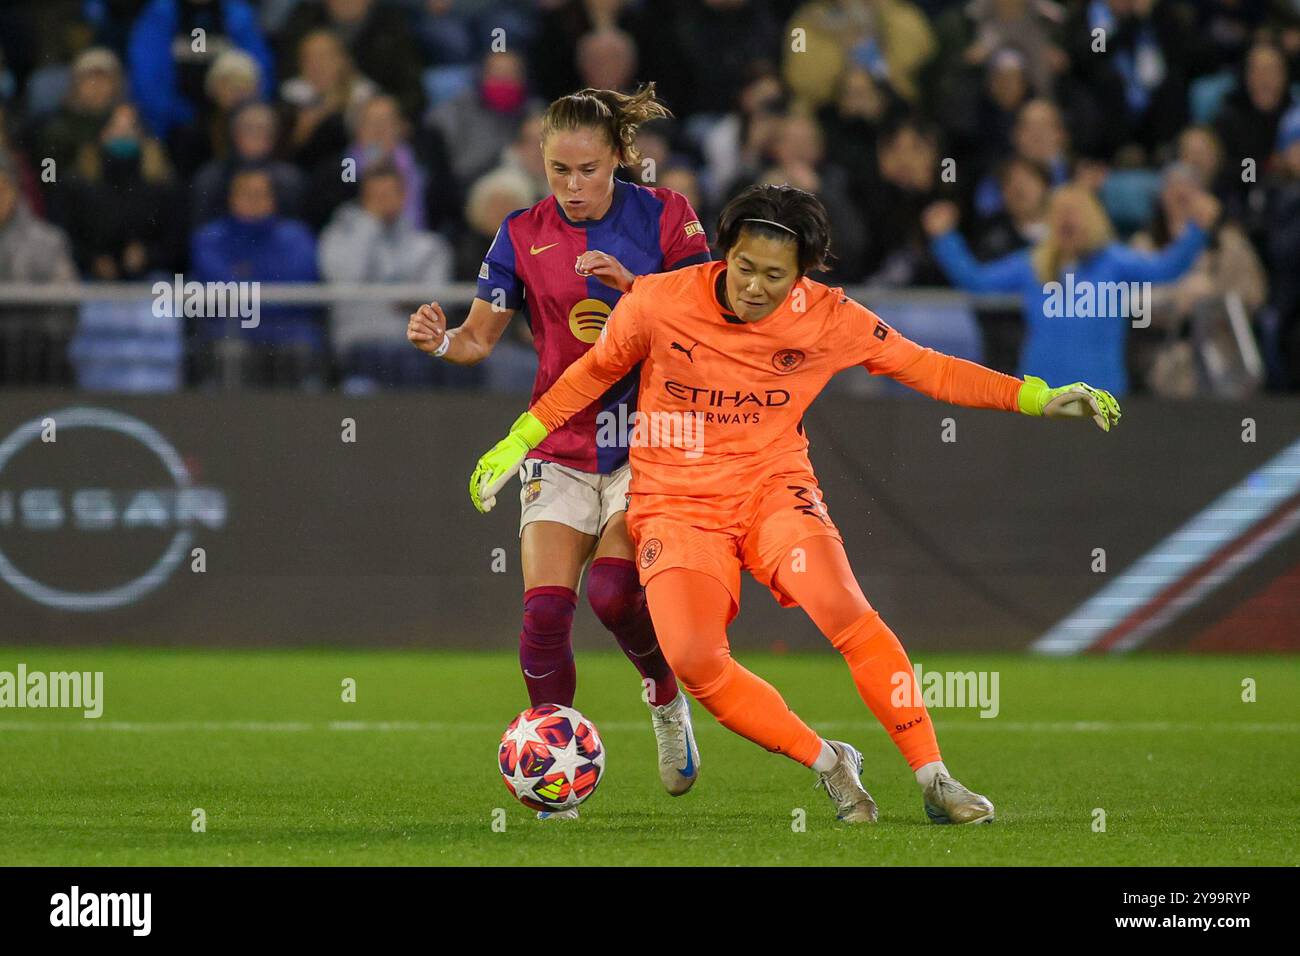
[997,154,1050,189]
[227,163,274,197]
[360,159,404,189]
[541,82,671,167]
[716,184,832,274]
[879,113,938,150]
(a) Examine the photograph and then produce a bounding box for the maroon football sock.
[587,557,679,706]
[519,585,577,707]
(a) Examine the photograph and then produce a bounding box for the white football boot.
[536,807,580,821]
[649,692,700,796]
[922,772,995,825]
[814,741,879,823]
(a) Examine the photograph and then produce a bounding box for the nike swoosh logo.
[529,243,559,255]
[523,668,556,679]
[679,724,696,778]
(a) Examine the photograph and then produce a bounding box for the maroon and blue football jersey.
[476,179,711,474]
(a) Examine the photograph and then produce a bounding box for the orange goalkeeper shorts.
[624,465,844,618]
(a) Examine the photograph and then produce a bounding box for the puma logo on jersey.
[670,341,699,363]
[530,242,559,255]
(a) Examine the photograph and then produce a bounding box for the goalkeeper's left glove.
[1017,375,1122,432]
[469,411,549,513]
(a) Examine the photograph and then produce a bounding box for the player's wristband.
[1017,376,1049,416]
[432,332,451,358]
[511,411,549,450]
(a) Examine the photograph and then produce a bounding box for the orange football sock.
[829,608,942,771]
[644,568,823,767]
[771,534,942,771]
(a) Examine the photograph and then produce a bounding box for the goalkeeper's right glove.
[469,411,549,513]
[1017,375,1122,432]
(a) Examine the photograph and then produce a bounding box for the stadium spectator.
[280,28,378,171]
[0,0,1292,396]
[1011,97,1071,178]
[494,108,551,204]
[1133,161,1267,322]
[57,101,184,280]
[969,155,1052,374]
[1214,40,1296,212]
[757,111,865,283]
[428,50,541,188]
[699,65,788,206]
[817,65,906,201]
[278,0,427,120]
[33,48,124,194]
[127,0,275,140]
[530,0,653,102]
[190,165,322,382]
[453,164,533,282]
[0,101,44,217]
[1131,161,1268,395]
[1175,124,1232,201]
[315,93,433,231]
[1263,105,1300,387]
[192,101,305,226]
[924,181,1221,395]
[415,0,541,76]
[628,119,669,184]
[575,28,638,93]
[653,0,783,121]
[415,0,478,68]
[974,155,1051,260]
[0,151,77,282]
[782,0,937,107]
[0,151,78,385]
[858,115,951,286]
[972,97,1071,217]
[7,11,82,122]
[657,163,705,222]
[319,162,453,363]
[1057,0,1194,160]
[928,0,1067,105]
[1187,0,1274,76]
[169,47,264,176]
[943,47,1035,184]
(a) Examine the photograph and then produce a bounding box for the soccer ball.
[498,703,606,811]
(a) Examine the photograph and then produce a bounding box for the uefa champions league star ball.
[498,703,606,811]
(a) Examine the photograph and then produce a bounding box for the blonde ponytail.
[541,82,671,167]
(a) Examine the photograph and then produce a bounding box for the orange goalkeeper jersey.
[529,260,1023,497]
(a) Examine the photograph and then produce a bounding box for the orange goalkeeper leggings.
[642,535,942,770]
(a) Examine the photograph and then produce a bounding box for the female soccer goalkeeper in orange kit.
[468,184,1121,824]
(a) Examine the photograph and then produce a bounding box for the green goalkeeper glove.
[469,411,549,513]
[1017,375,1122,432]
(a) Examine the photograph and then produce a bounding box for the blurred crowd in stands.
[0,0,1298,392]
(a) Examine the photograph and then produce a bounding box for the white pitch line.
[0,719,1295,733]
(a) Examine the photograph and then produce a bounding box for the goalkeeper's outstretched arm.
[852,303,1121,432]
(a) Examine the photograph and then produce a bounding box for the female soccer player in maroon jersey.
[408,85,710,815]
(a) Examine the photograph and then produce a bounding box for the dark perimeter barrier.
[0,392,1295,652]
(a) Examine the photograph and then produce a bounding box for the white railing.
[0,282,1025,310]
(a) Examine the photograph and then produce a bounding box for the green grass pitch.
[0,648,1295,866]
